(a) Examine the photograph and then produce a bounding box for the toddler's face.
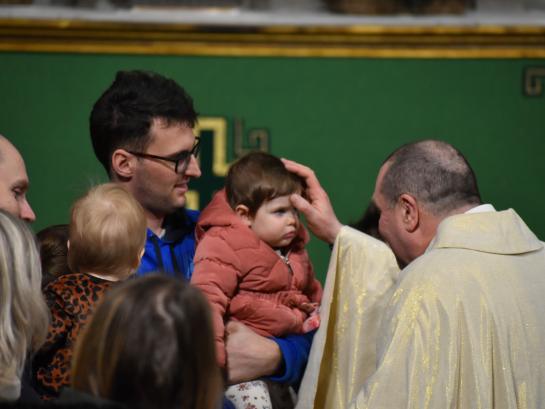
[249,195,300,249]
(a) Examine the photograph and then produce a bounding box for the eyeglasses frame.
[127,136,201,174]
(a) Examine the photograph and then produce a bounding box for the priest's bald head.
[372,140,481,267]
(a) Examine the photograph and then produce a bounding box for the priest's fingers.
[282,158,323,197]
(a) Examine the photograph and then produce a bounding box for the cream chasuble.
[298,209,545,409]
[296,226,400,409]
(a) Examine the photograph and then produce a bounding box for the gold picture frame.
[0,17,545,58]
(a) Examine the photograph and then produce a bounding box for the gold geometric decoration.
[194,117,229,177]
[524,67,545,96]
[233,118,269,158]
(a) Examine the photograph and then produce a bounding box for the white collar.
[424,204,497,255]
[465,203,496,214]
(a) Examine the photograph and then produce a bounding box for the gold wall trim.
[194,117,230,177]
[1,18,545,58]
[525,67,545,95]
[185,190,199,211]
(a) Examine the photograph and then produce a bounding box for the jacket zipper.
[279,251,293,288]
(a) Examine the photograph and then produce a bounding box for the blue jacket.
[136,208,313,386]
[136,208,199,279]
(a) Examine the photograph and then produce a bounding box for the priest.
[285,140,545,409]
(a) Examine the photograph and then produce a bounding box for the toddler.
[33,183,147,399]
[192,152,322,409]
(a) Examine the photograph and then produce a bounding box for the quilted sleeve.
[191,233,243,368]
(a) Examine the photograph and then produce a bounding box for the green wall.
[1,52,544,281]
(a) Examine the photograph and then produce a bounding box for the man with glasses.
[90,70,312,391]
[90,70,202,279]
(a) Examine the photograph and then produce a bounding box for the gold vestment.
[298,210,545,409]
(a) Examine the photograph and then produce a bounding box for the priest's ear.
[235,204,253,227]
[396,193,419,233]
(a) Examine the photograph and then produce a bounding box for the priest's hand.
[282,158,342,244]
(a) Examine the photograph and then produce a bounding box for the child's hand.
[302,309,320,333]
[299,302,319,314]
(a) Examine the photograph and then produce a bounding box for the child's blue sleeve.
[268,330,316,387]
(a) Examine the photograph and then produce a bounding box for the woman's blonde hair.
[72,274,222,409]
[68,183,147,277]
[0,210,48,393]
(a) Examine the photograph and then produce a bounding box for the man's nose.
[20,199,36,223]
[185,155,202,178]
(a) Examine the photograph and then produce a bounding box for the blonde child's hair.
[68,183,147,277]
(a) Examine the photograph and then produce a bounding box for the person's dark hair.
[36,224,70,287]
[350,201,382,241]
[90,70,198,175]
[225,151,305,216]
[380,140,481,215]
[72,274,222,409]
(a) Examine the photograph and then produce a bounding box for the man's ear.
[397,193,419,233]
[235,204,253,227]
[111,149,136,179]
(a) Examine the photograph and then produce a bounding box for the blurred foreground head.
[0,210,48,401]
[72,274,222,409]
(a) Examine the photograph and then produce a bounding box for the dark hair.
[72,274,222,409]
[36,224,70,287]
[350,201,382,241]
[381,139,481,215]
[90,70,198,175]
[225,151,304,215]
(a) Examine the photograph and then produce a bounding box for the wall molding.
[1,18,545,57]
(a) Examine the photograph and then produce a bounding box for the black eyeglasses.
[127,137,201,174]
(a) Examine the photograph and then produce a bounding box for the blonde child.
[192,152,322,409]
[33,183,147,399]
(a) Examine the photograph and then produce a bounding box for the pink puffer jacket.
[191,190,322,367]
